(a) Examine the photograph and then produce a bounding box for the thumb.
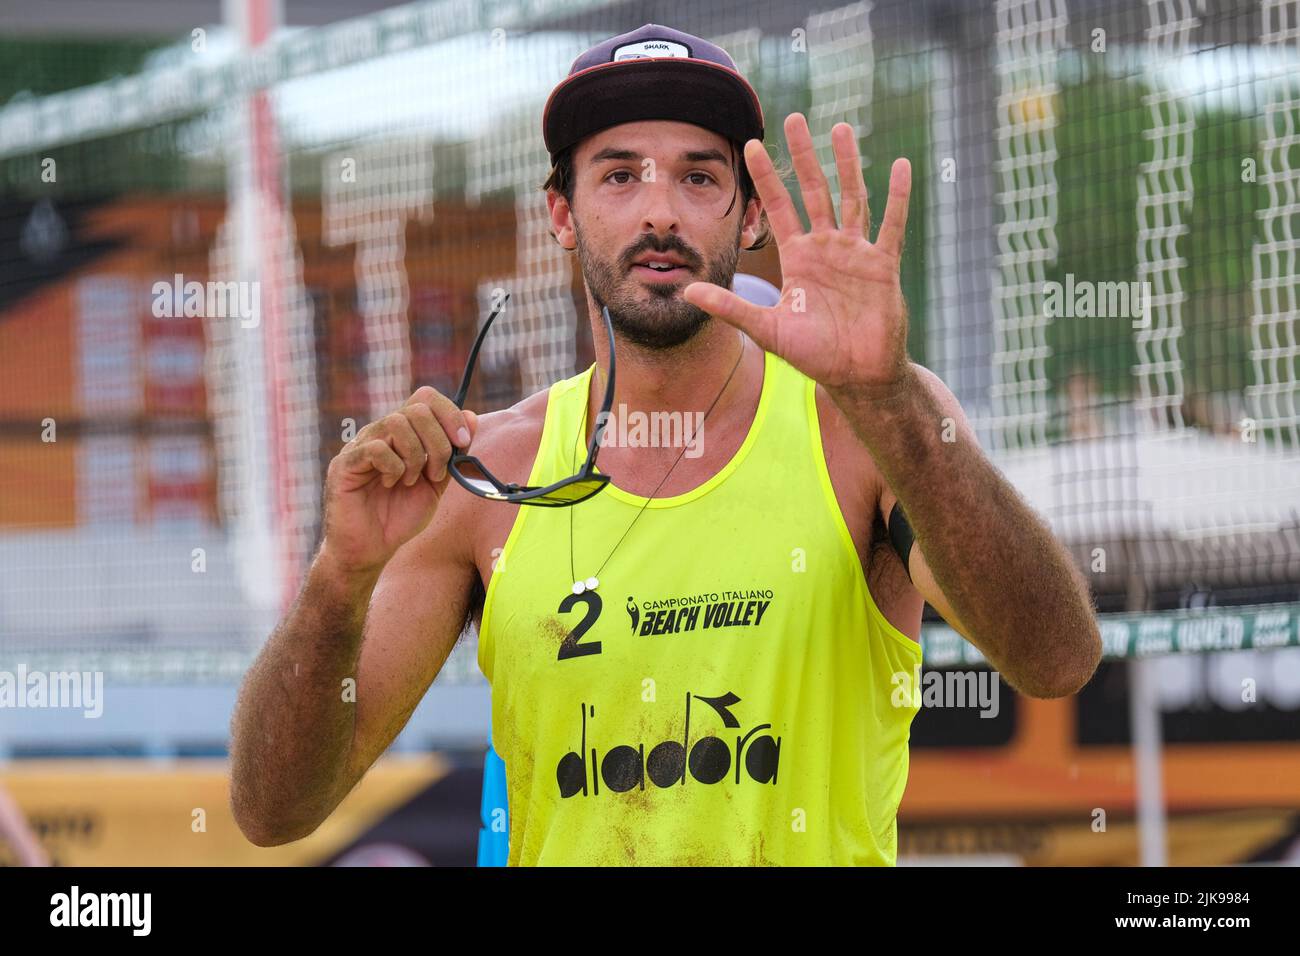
[682,281,777,353]
[463,408,479,444]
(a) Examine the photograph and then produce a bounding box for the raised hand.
[683,113,913,396]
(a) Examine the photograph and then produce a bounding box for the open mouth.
[632,262,690,280]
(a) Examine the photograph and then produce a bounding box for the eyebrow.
[587,147,730,166]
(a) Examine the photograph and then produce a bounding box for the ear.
[740,193,764,251]
[546,190,577,251]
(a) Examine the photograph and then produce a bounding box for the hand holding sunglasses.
[317,381,478,577]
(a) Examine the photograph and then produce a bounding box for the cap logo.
[612,39,690,61]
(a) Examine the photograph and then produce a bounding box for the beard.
[574,217,742,350]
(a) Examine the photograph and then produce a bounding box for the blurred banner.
[0,754,480,866]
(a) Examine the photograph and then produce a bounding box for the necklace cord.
[568,334,748,587]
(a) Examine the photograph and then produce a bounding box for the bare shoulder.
[457,385,548,481]
[909,363,970,427]
[811,361,964,489]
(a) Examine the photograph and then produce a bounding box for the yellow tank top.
[478,348,923,865]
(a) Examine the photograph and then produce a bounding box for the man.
[230,24,1100,865]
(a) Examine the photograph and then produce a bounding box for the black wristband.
[887,501,916,582]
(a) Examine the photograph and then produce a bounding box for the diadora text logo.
[557,690,782,798]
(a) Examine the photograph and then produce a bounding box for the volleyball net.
[0,0,1297,681]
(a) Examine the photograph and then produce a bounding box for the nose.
[637,176,681,240]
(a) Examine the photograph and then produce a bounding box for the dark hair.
[541,136,775,251]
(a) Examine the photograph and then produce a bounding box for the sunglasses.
[447,293,615,506]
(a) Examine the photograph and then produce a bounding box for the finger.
[682,282,777,353]
[832,123,869,235]
[742,139,802,246]
[408,385,472,449]
[785,113,837,231]
[463,409,479,443]
[875,157,912,256]
[379,413,427,487]
[402,401,452,483]
[350,439,405,488]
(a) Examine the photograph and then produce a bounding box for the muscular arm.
[830,364,1101,698]
[227,549,379,847]
[229,470,482,847]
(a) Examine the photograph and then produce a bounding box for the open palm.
[683,113,913,394]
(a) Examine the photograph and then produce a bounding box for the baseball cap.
[542,23,765,164]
